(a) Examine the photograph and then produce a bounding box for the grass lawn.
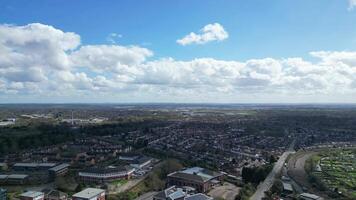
[111,179,128,185]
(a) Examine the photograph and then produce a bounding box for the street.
[250,140,295,200]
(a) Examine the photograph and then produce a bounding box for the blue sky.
[1,0,356,103]
[2,0,356,60]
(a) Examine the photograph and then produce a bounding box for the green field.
[311,149,356,199]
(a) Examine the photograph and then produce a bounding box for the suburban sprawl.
[0,104,355,200]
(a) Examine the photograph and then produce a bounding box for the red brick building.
[167,167,223,193]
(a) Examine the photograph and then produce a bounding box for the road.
[250,140,295,200]
[287,151,317,190]
[287,150,328,199]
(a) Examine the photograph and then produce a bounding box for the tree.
[158,159,183,179]
[269,155,277,163]
[235,183,255,200]
[241,164,273,185]
[270,179,283,195]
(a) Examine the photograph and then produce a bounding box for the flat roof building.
[20,191,44,200]
[184,193,213,200]
[72,188,105,200]
[48,163,70,181]
[129,156,153,169]
[0,174,29,185]
[79,166,134,184]
[299,193,324,200]
[153,186,213,200]
[13,163,57,171]
[153,186,186,200]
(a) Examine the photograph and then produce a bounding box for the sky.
[1,0,356,103]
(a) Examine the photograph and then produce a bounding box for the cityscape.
[0,104,355,200]
[1,1,356,200]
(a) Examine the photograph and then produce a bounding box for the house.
[0,188,7,200]
[167,167,224,193]
[20,191,44,200]
[72,188,105,200]
[42,189,67,200]
[78,166,135,184]
[299,193,324,200]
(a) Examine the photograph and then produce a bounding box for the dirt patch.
[208,182,240,200]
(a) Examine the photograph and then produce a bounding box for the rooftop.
[81,165,133,174]
[49,163,70,171]
[14,162,57,168]
[300,193,323,200]
[7,174,29,179]
[154,186,186,200]
[130,156,152,164]
[282,182,293,192]
[20,191,44,198]
[168,167,222,183]
[73,188,105,199]
[185,193,213,200]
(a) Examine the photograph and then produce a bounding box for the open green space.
[309,149,356,199]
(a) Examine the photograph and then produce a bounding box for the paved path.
[250,140,295,200]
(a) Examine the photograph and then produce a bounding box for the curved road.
[287,151,317,190]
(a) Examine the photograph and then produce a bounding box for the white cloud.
[1,23,356,102]
[177,23,228,46]
[349,0,356,10]
[70,44,153,73]
[106,33,122,44]
[0,23,80,84]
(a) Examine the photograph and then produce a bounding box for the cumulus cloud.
[1,23,356,102]
[70,44,153,73]
[0,22,80,89]
[177,23,228,46]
